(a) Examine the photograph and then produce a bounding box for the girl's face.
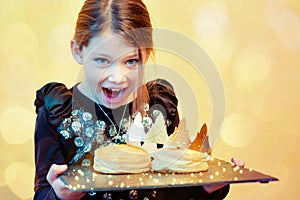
[74,32,142,109]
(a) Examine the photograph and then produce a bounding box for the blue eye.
[125,59,138,67]
[95,58,109,65]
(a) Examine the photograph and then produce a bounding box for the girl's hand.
[46,164,86,200]
[202,157,245,194]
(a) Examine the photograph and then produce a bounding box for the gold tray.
[60,158,278,192]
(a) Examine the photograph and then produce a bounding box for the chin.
[101,96,130,109]
[104,102,124,109]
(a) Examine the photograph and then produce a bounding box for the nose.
[107,63,127,83]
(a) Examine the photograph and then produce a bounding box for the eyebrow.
[90,53,111,58]
[90,52,139,59]
[126,53,139,58]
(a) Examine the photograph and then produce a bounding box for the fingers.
[231,157,245,167]
[51,177,69,195]
[46,164,86,199]
[46,164,68,185]
[52,178,85,200]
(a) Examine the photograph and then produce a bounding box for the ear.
[70,39,83,64]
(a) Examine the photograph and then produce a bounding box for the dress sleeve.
[146,79,180,135]
[33,83,73,200]
[34,82,73,126]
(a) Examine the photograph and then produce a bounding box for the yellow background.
[0,0,299,199]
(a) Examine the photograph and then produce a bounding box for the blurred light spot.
[233,45,271,90]
[0,22,38,60]
[5,162,34,199]
[222,113,258,147]
[276,28,300,49]
[194,3,230,41]
[208,37,238,72]
[0,0,19,18]
[0,59,37,98]
[47,24,74,63]
[0,138,12,187]
[265,0,300,33]
[0,107,35,144]
[265,0,300,49]
[0,136,34,188]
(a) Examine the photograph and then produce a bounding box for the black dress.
[33,79,229,200]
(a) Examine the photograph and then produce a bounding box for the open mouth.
[102,87,126,101]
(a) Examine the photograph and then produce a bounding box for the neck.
[77,81,97,103]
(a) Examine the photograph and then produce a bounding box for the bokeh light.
[232,45,272,90]
[0,59,38,98]
[47,24,74,63]
[0,22,38,60]
[265,0,300,50]
[193,2,231,58]
[221,113,259,148]
[4,162,35,199]
[0,107,36,144]
[193,3,230,41]
[265,0,300,33]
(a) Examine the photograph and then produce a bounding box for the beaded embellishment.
[57,108,113,164]
[57,104,167,166]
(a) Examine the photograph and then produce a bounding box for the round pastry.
[93,144,151,174]
[151,148,209,173]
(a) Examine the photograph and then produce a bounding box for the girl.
[34,0,236,199]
